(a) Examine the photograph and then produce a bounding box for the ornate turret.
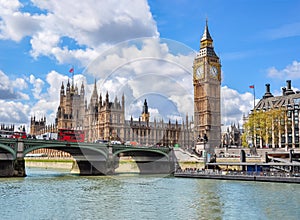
[141,99,150,122]
[60,82,65,95]
[200,19,213,48]
[66,79,70,93]
[105,91,109,104]
[90,79,98,107]
[201,19,213,46]
[99,93,102,107]
[122,93,125,111]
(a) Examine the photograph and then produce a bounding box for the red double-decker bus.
[12,131,27,139]
[57,129,85,142]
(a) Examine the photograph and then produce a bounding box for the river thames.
[1,168,300,220]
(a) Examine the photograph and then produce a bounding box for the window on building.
[287,110,292,118]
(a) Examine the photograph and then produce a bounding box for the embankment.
[25,158,74,170]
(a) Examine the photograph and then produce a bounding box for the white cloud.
[0,100,30,124]
[0,70,29,100]
[0,0,22,14]
[267,60,300,79]
[84,38,195,124]
[221,86,253,126]
[0,0,42,41]
[12,77,28,90]
[29,74,44,99]
[0,0,158,66]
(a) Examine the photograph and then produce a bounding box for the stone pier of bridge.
[0,141,26,177]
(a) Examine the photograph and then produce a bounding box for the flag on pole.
[69,67,74,73]
[249,85,256,108]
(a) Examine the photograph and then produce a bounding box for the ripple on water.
[0,168,300,219]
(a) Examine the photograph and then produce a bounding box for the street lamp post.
[203,133,208,170]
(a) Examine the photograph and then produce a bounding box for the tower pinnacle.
[201,19,213,42]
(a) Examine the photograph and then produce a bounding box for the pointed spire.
[142,99,148,114]
[106,91,109,104]
[201,18,212,41]
[80,81,85,95]
[91,78,97,97]
[89,79,98,107]
[60,82,65,96]
[99,93,102,106]
[66,79,70,93]
[94,79,97,89]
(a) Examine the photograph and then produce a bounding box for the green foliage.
[241,132,248,147]
[243,108,285,147]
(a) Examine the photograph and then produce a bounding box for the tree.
[243,108,285,148]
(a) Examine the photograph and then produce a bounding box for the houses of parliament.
[30,21,222,149]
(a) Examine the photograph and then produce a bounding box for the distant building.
[0,124,15,131]
[30,116,47,134]
[221,124,242,147]
[245,80,300,148]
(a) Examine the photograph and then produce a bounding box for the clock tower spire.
[193,20,221,152]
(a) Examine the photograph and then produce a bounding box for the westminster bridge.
[0,138,175,177]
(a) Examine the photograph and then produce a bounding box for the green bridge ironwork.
[0,138,174,177]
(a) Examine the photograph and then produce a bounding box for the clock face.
[196,65,204,79]
[210,66,218,78]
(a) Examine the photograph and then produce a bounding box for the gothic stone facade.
[193,21,222,150]
[31,79,194,147]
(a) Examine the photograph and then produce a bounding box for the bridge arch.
[113,148,170,159]
[24,143,109,159]
[0,143,16,159]
[112,147,173,174]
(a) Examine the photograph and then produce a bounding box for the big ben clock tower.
[193,20,221,152]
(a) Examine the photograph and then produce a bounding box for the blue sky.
[0,0,300,131]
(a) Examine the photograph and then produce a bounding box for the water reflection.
[193,179,223,220]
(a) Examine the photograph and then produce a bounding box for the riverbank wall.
[25,157,175,174]
[25,158,74,170]
[174,172,300,184]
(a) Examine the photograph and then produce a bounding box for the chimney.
[263,83,273,99]
[285,80,295,95]
[282,87,286,96]
[287,80,291,89]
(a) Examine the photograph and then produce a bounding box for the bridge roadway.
[0,138,174,177]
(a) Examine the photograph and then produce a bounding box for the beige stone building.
[247,80,300,149]
[193,20,222,150]
[31,78,194,147]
